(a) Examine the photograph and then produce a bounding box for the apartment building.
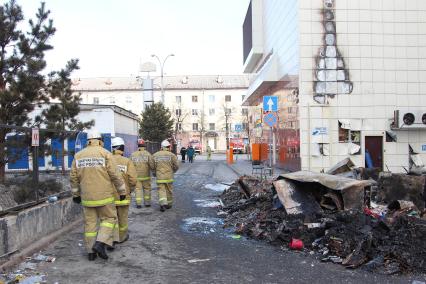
[72,75,250,152]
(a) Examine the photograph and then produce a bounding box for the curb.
[226,163,245,177]
[0,218,82,271]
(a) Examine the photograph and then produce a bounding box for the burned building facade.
[243,0,426,173]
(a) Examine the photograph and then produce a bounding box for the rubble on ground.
[219,172,426,275]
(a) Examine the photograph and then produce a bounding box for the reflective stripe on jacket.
[152,150,179,184]
[112,151,137,206]
[70,139,125,207]
[130,147,154,180]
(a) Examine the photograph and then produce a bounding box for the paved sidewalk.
[188,153,286,179]
[227,157,287,179]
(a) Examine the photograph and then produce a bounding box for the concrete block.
[0,198,81,255]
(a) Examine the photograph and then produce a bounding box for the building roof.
[79,104,139,120]
[71,75,251,91]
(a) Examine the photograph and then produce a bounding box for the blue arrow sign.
[263,96,278,112]
[264,113,278,127]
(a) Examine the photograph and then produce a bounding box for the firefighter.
[70,129,126,261]
[152,140,179,212]
[130,139,154,208]
[111,137,137,244]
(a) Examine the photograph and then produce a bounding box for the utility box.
[252,143,261,161]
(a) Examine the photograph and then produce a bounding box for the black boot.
[92,241,108,259]
[164,204,172,210]
[136,205,142,209]
[160,205,166,212]
[88,253,97,261]
[106,244,115,251]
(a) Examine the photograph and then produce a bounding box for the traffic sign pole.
[31,128,39,202]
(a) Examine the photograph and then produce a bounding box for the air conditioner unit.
[392,109,426,130]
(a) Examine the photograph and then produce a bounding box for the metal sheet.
[273,179,322,215]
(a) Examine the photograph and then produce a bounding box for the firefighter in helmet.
[152,140,179,212]
[111,137,137,244]
[70,129,125,261]
[130,139,154,208]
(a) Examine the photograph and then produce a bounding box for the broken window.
[338,121,361,155]
[386,131,397,142]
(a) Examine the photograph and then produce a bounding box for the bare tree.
[170,103,189,144]
[196,108,207,152]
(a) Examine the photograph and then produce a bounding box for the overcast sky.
[8,0,250,78]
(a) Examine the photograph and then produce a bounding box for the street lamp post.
[151,53,175,104]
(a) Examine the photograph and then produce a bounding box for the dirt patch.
[0,178,64,210]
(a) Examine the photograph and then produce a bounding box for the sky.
[8,0,250,78]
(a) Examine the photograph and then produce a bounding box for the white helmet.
[111,137,125,148]
[161,140,171,148]
[87,128,102,140]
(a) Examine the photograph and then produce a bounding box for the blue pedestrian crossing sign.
[263,96,278,112]
[264,112,278,127]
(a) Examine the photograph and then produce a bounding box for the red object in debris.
[289,238,304,250]
[364,207,380,219]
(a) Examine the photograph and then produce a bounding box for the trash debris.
[230,234,241,240]
[376,173,425,211]
[289,238,303,250]
[33,254,56,262]
[219,175,426,275]
[47,195,58,203]
[187,258,210,263]
[276,171,375,211]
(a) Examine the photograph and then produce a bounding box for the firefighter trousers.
[158,183,173,206]
[83,203,117,253]
[113,205,129,242]
[136,180,151,206]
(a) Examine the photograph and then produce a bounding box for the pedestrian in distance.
[110,137,137,246]
[70,129,126,261]
[206,145,212,161]
[180,146,187,163]
[130,139,154,208]
[187,145,195,163]
[152,140,179,212]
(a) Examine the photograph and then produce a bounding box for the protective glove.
[73,196,81,204]
[120,195,126,201]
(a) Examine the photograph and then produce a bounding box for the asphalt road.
[9,160,425,283]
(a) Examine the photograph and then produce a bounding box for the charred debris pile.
[218,162,426,275]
